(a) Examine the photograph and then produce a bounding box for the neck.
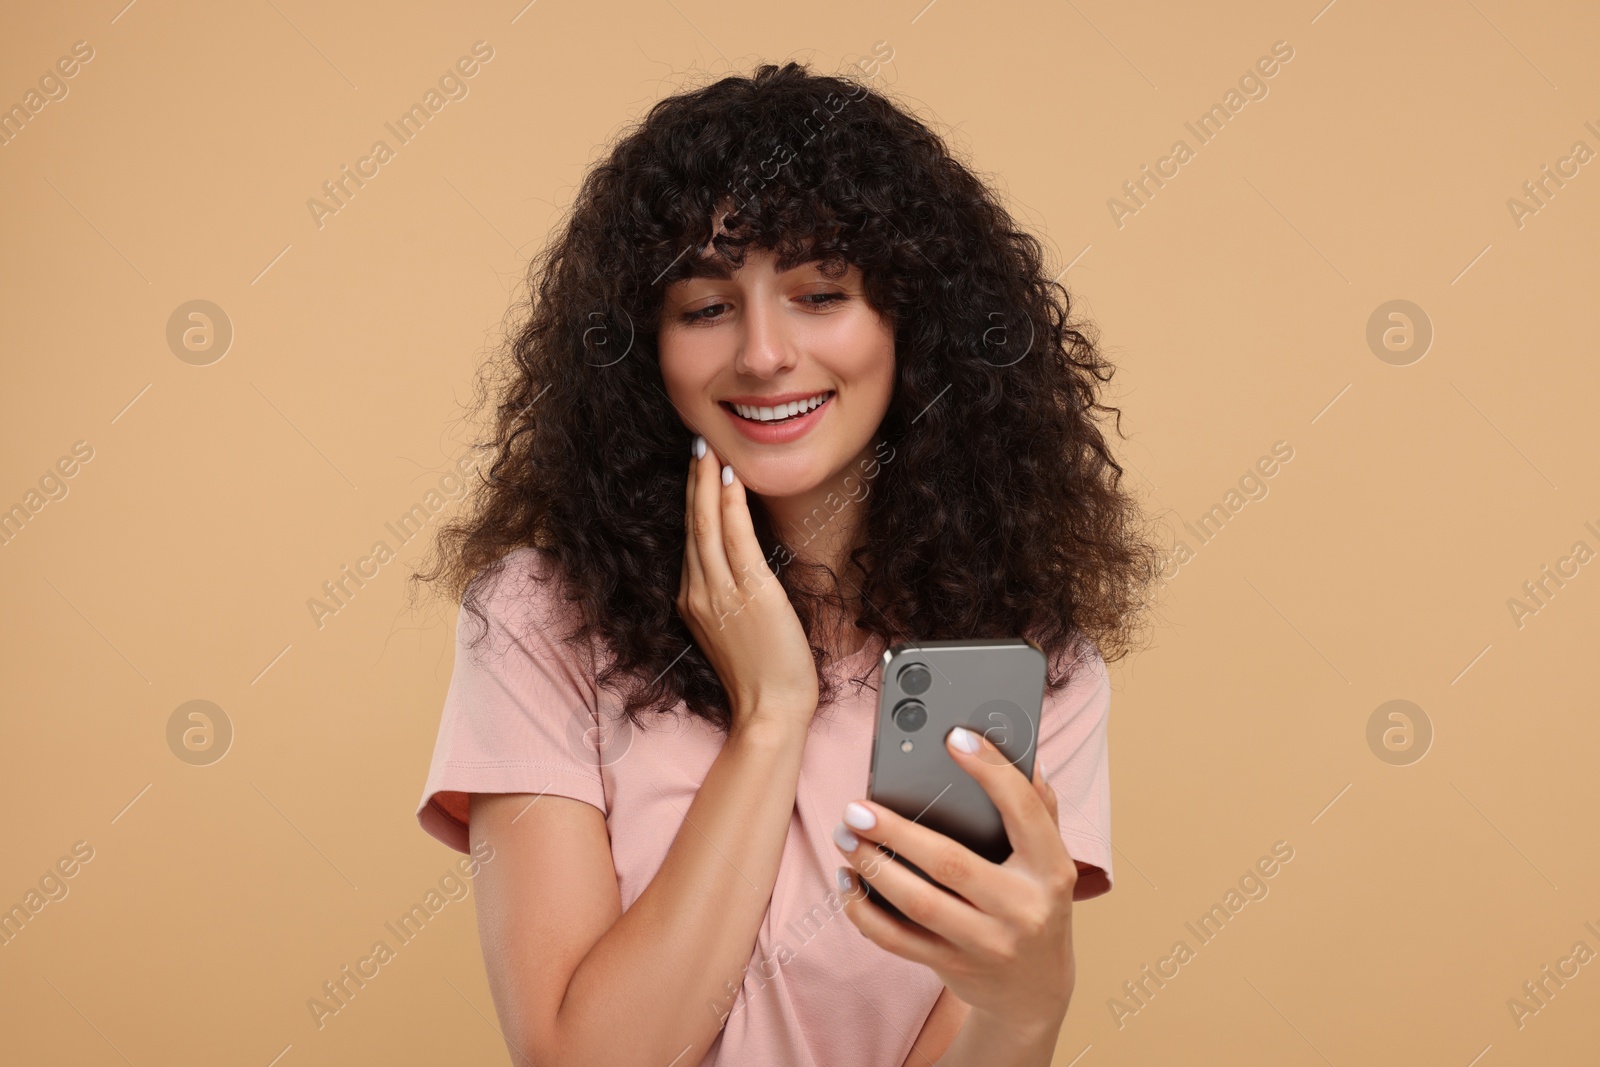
[758,437,880,570]
[755,438,880,660]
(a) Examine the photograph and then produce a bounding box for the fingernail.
[832,822,860,851]
[721,464,733,486]
[693,435,706,459]
[949,726,980,753]
[835,866,854,892]
[843,802,876,831]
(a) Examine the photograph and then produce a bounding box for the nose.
[733,293,798,379]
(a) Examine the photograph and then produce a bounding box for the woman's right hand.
[678,434,819,737]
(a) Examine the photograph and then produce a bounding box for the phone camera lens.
[897,663,931,696]
[892,699,927,732]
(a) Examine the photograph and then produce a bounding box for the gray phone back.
[863,639,1046,920]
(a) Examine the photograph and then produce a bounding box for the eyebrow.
[673,245,838,283]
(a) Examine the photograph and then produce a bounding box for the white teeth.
[732,392,830,422]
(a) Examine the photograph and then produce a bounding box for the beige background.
[3,0,1597,1063]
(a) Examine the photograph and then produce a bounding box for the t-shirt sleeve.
[415,549,610,854]
[1035,637,1114,900]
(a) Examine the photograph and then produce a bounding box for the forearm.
[551,715,809,1063]
[932,1008,1065,1067]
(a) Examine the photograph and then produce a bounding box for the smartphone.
[861,638,1047,926]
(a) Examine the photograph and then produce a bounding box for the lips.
[722,390,833,424]
[720,390,834,444]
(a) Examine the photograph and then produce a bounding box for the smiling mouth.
[720,391,834,424]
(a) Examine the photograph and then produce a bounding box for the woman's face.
[657,246,895,501]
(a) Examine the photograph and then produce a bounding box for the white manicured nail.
[693,435,706,459]
[835,866,854,892]
[832,822,859,851]
[721,464,733,486]
[843,802,876,831]
[949,726,980,753]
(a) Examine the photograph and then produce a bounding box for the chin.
[725,449,833,499]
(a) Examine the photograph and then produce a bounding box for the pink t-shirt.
[416,546,1114,1066]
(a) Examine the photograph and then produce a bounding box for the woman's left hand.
[833,725,1078,1033]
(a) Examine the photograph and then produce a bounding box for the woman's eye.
[681,302,729,323]
[679,293,844,324]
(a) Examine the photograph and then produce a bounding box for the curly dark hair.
[411,59,1163,734]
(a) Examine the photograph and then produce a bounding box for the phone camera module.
[897,663,932,696]
[892,699,927,732]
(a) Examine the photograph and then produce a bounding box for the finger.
[838,819,998,953]
[682,443,705,596]
[946,726,1066,875]
[836,799,1028,922]
[834,865,960,971]
[717,463,775,601]
[1034,757,1060,828]
[692,439,735,603]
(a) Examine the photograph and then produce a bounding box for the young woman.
[413,61,1158,1066]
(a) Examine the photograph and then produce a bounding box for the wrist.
[728,711,811,750]
[965,1005,1066,1055]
